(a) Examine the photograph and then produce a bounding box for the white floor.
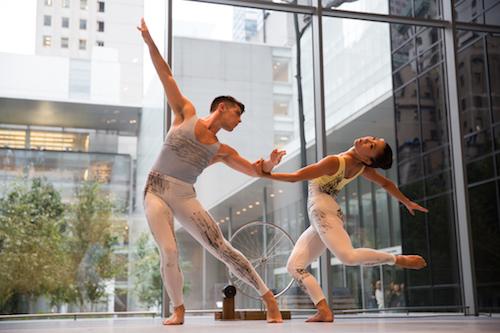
[0,315,499,333]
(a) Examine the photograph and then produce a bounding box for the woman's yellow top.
[311,156,365,197]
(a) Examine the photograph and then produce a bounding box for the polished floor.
[0,315,499,333]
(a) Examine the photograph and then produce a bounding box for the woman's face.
[353,136,386,165]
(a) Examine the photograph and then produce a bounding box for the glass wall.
[0,0,166,314]
[455,0,500,314]
[1,0,499,317]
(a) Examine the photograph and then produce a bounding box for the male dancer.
[138,18,285,324]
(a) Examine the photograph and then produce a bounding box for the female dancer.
[138,18,285,324]
[257,136,428,322]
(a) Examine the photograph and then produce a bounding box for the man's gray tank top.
[151,116,221,184]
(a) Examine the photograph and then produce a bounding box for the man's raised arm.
[137,18,194,120]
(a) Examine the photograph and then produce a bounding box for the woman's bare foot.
[395,255,427,269]
[262,290,283,323]
[306,299,334,322]
[162,304,185,325]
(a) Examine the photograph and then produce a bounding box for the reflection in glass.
[395,82,420,161]
[419,67,448,152]
[469,182,500,311]
[487,36,500,123]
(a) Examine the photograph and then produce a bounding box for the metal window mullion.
[456,22,500,34]
[321,8,449,28]
[357,179,364,245]
[371,181,378,247]
[186,0,314,14]
[343,188,349,289]
[386,169,395,246]
[162,0,173,319]
[443,0,477,316]
[311,0,331,306]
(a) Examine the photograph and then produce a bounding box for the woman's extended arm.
[257,155,339,182]
[362,167,428,215]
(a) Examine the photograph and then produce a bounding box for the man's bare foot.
[395,255,427,270]
[306,299,334,322]
[162,304,185,325]
[262,290,283,323]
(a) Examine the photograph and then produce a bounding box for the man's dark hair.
[210,96,245,114]
[370,143,393,170]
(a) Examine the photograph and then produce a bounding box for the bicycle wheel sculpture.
[228,221,295,300]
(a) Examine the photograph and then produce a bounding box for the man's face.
[221,103,242,131]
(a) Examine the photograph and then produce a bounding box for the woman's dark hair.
[370,143,393,169]
[210,96,245,114]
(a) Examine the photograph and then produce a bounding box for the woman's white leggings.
[143,172,269,307]
[287,184,396,305]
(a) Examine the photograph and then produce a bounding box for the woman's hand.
[404,201,429,216]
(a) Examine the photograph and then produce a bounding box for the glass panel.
[375,186,391,249]
[323,17,426,310]
[362,266,381,309]
[345,266,362,308]
[457,29,483,50]
[419,66,448,152]
[172,0,315,311]
[391,23,415,51]
[414,0,440,19]
[485,3,500,26]
[457,39,491,136]
[465,129,493,160]
[467,155,494,184]
[361,180,375,247]
[487,36,500,123]
[400,205,431,288]
[0,0,164,315]
[455,0,485,24]
[427,195,460,287]
[395,82,420,161]
[423,145,450,175]
[425,170,452,196]
[393,39,416,70]
[324,0,390,15]
[323,0,441,19]
[323,18,394,133]
[469,181,500,312]
[416,33,442,73]
[346,183,362,246]
[457,0,500,26]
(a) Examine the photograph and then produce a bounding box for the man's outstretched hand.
[269,148,286,166]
